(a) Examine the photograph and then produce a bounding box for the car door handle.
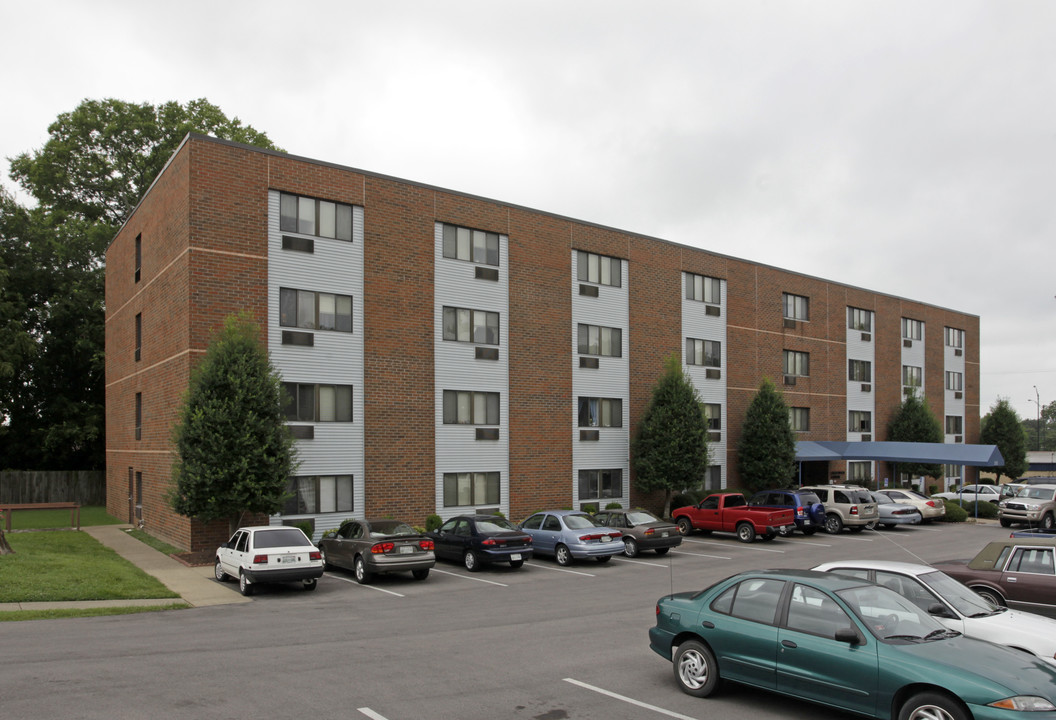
[1007,577,1017,582]
[782,640,797,649]
[701,620,714,629]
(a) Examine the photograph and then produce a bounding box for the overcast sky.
[3,1,1054,423]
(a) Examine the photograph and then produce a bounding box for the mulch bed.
[171,550,214,567]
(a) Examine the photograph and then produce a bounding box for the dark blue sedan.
[426,515,532,571]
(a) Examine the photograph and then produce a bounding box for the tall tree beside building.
[737,378,797,494]
[169,314,296,536]
[887,394,944,480]
[0,98,279,470]
[632,354,709,517]
[981,398,1029,482]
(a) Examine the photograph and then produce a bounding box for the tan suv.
[799,484,879,534]
[998,485,1056,530]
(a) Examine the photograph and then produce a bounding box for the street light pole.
[1030,386,1041,452]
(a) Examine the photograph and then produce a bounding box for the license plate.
[279,554,299,564]
[399,545,413,554]
[510,553,522,561]
[661,531,669,537]
[600,535,611,543]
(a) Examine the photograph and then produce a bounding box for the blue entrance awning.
[795,441,1005,467]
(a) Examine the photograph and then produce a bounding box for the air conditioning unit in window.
[579,284,599,297]
[708,431,721,442]
[783,375,796,386]
[955,348,963,357]
[475,266,499,282]
[861,383,871,392]
[579,357,599,369]
[903,339,913,348]
[706,368,721,380]
[475,428,499,441]
[705,305,721,317]
[579,430,600,442]
[860,332,871,342]
[475,347,499,361]
[954,435,963,443]
[954,391,963,399]
[861,434,872,442]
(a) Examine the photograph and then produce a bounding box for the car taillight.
[419,539,434,551]
[926,501,939,508]
[309,551,321,560]
[656,603,661,616]
[609,532,622,539]
[850,507,859,515]
[371,542,395,554]
[253,554,268,563]
[580,533,609,542]
[644,528,655,536]
[796,506,806,517]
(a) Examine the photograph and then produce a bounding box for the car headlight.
[988,696,1056,712]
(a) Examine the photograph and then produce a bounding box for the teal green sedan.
[649,569,1056,720]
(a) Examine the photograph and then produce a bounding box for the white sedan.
[813,559,1056,668]
[931,484,1005,505]
[215,525,324,596]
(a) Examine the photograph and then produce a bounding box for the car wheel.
[624,538,639,557]
[898,692,968,720]
[238,570,254,597]
[864,521,877,531]
[972,586,1006,608]
[302,578,317,591]
[596,555,612,563]
[999,518,1013,528]
[319,548,332,570]
[463,550,480,572]
[412,569,430,581]
[825,514,843,534]
[555,544,573,566]
[802,527,817,536]
[676,517,693,536]
[509,559,524,569]
[736,523,756,543]
[655,547,670,555]
[673,640,721,698]
[354,555,372,584]
[214,559,229,582]
[1043,513,1055,531]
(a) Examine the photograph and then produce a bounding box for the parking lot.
[1,520,1021,720]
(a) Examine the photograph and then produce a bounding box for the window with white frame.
[284,475,353,514]
[579,469,622,500]
[848,307,872,332]
[443,390,499,425]
[578,324,622,357]
[902,365,922,388]
[279,192,354,241]
[945,327,964,348]
[849,410,872,433]
[576,251,621,287]
[704,466,722,491]
[443,306,499,345]
[686,272,722,304]
[902,318,923,340]
[578,397,623,428]
[946,416,963,435]
[790,407,810,431]
[945,371,963,391]
[686,338,721,367]
[443,471,500,507]
[784,350,810,377]
[848,359,872,382]
[283,383,353,422]
[703,403,721,430]
[441,223,499,266]
[783,293,809,321]
[280,288,353,332]
[848,462,872,484]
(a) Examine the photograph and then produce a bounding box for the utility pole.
[1029,386,1041,451]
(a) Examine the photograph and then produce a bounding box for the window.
[283,383,353,422]
[1007,547,1055,576]
[279,192,354,241]
[946,416,963,434]
[578,324,622,357]
[783,293,809,321]
[902,318,923,340]
[902,365,922,388]
[945,371,963,391]
[847,307,872,332]
[704,466,722,491]
[848,359,871,382]
[790,407,810,431]
[849,410,872,433]
[579,469,622,500]
[442,223,499,266]
[443,471,500,507]
[576,251,621,287]
[703,403,721,430]
[945,327,964,349]
[134,392,142,440]
[786,584,850,638]
[783,350,810,377]
[134,234,142,283]
[686,273,721,304]
[283,475,353,514]
[848,461,872,483]
[279,288,353,332]
[134,313,142,362]
[711,577,785,624]
[443,307,499,345]
[578,397,623,428]
[443,390,500,425]
[686,338,721,367]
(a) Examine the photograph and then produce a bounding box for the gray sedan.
[868,491,923,529]
[592,509,681,557]
[317,519,435,584]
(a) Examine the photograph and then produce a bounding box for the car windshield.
[252,528,312,549]
[1018,487,1056,500]
[476,517,516,533]
[837,584,950,642]
[626,511,659,524]
[564,514,601,529]
[369,520,418,537]
[918,570,1002,617]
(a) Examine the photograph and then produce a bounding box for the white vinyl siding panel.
[682,272,727,489]
[944,334,966,441]
[434,223,510,519]
[845,308,875,440]
[901,321,926,397]
[267,191,366,526]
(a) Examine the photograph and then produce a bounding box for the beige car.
[799,484,879,534]
[877,488,945,522]
[999,485,1056,530]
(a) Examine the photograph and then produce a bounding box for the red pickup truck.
[672,493,796,543]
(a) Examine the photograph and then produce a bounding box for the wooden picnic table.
[0,502,81,531]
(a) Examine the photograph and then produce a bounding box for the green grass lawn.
[6,505,124,530]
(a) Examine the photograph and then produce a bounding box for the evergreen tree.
[981,398,1029,482]
[887,394,944,479]
[738,378,797,494]
[169,314,296,535]
[632,354,709,517]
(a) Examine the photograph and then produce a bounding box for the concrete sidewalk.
[0,525,249,612]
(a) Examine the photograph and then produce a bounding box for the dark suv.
[748,489,826,536]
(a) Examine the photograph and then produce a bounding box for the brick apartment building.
[104,134,980,552]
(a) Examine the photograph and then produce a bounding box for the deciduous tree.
[982,398,1028,482]
[887,394,944,480]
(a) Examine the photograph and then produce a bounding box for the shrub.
[293,520,314,539]
[582,504,598,515]
[425,514,443,532]
[928,484,938,495]
[958,500,999,519]
[938,500,968,523]
[605,502,623,510]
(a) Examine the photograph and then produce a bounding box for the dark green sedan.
[650,569,1056,720]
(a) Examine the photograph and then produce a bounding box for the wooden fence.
[0,471,106,505]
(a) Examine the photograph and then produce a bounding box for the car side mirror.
[834,627,862,645]
[927,603,955,619]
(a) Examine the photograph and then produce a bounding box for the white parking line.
[786,538,833,547]
[327,573,405,597]
[524,562,596,577]
[612,556,671,567]
[684,539,785,554]
[358,708,390,720]
[564,678,698,719]
[669,549,731,560]
[430,567,509,586]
